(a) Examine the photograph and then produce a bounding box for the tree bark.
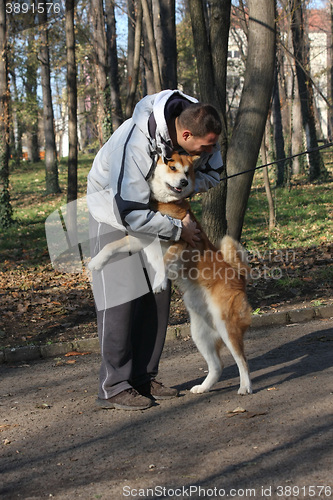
[0,0,12,227]
[226,0,276,241]
[39,1,61,194]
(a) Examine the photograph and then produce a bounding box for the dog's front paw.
[238,385,253,395]
[88,257,103,272]
[190,385,208,394]
[153,278,168,294]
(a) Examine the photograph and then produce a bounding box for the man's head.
[176,103,222,155]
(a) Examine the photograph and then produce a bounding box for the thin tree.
[25,31,40,162]
[125,0,142,118]
[66,0,77,206]
[327,1,333,141]
[0,0,12,227]
[261,125,276,231]
[92,0,111,145]
[141,0,162,92]
[105,0,123,130]
[272,64,286,186]
[289,0,325,181]
[39,0,61,194]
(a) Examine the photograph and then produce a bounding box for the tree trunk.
[291,69,303,175]
[125,0,143,118]
[152,0,177,89]
[105,1,123,130]
[141,0,162,92]
[92,0,111,145]
[189,0,230,245]
[65,0,78,240]
[226,0,276,241]
[261,127,276,231]
[327,3,333,141]
[289,0,325,181]
[0,0,12,227]
[10,66,23,167]
[66,0,77,205]
[272,65,286,186]
[39,1,61,194]
[25,30,40,162]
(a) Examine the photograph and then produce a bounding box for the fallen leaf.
[36,403,51,409]
[227,407,247,417]
[230,406,247,413]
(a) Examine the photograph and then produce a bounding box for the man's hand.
[181,212,201,248]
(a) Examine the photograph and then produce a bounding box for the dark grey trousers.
[89,216,171,399]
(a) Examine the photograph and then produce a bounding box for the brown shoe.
[97,388,153,410]
[135,379,179,400]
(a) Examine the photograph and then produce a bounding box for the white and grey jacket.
[87,90,223,242]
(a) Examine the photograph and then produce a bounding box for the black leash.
[221,141,333,181]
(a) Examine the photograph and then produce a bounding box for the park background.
[0,0,332,349]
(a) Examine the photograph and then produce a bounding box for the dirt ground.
[1,317,332,500]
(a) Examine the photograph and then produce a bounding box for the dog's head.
[149,153,197,203]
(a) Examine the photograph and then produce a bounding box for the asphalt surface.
[1,317,333,500]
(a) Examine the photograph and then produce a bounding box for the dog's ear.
[190,155,201,165]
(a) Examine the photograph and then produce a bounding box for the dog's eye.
[169,165,177,171]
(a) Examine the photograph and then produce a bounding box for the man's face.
[179,131,219,155]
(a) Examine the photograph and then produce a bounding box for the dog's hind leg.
[212,313,252,395]
[186,307,223,394]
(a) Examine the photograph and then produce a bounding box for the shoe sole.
[152,393,178,400]
[96,398,153,411]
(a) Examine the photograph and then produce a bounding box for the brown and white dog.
[89,153,252,395]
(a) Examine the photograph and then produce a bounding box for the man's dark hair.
[178,103,222,137]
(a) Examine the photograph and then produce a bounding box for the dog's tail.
[220,235,250,278]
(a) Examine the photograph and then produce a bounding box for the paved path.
[1,318,333,499]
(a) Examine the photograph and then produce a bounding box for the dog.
[89,153,252,395]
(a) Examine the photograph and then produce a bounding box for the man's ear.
[182,130,192,141]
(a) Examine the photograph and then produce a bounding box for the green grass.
[1,154,94,267]
[0,153,332,269]
[242,166,333,250]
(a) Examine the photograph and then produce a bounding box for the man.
[87,89,223,410]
